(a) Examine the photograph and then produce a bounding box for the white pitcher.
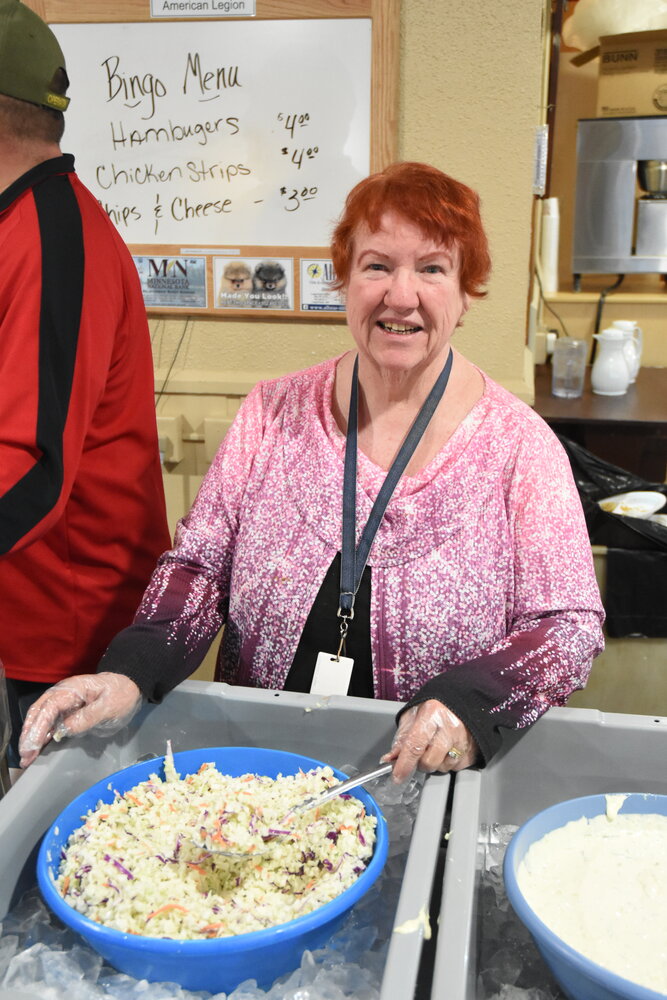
[611,320,642,382]
[591,328,631,396]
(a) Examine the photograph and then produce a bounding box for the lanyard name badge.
[310,349,454,696]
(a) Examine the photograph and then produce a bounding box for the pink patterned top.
[101,356,604,761]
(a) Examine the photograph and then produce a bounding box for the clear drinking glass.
[551,338,587,399]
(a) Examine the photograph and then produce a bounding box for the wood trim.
[28,0,398,171]
[29,0,399,317]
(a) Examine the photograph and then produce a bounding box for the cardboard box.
[596,29,667,118]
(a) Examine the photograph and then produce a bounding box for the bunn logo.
[149,259,188,278]
[602,49,638,64]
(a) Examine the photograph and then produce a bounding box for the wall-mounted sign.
[134,255,207,308]
[150,0,255,17]
[300,259,345,312]
[52,20,371,247]
[213,255,294,310]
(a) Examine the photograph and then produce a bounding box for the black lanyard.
[338,350,454,636]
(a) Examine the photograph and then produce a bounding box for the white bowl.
[598,491,666,519]
[648,513,667,527]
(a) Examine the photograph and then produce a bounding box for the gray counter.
[433,705,667,999]
[0,680,450,998]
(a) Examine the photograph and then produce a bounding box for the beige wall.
[155,0,549,682]
[154,0,548,496]
[156,5,667,716]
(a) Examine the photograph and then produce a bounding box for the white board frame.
[26,0,399,317]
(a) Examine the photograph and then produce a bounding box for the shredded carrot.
[241,774,254,782]
[304,879,316,890]
[199,921,226,932]
[186,862,208,875]
[211,832,234,847]
[146,903,189,921]
[124,793,142,807]
[62,876,70,894]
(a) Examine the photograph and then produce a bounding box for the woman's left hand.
[383,699,478,782]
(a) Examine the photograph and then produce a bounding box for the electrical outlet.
[203,417,233,463]
[156,415,184,464]
[534,330,548,364]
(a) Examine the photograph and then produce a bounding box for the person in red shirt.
[0,0,170,766]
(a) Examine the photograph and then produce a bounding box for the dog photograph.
[214,256,293,311]
[216,260,253,306]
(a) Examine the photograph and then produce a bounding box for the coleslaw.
[54,752,377,940]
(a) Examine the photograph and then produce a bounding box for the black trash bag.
[604,549,667,638]
[555,434,667,553]
[556,434,667,637]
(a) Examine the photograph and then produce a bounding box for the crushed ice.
[1,799,569,998]
[478,824,564,1000]
[0,771,423,1000]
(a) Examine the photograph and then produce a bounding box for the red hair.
[330,161,491,297]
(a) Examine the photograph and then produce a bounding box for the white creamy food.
[517,802,667,994]
[55,756,376,939]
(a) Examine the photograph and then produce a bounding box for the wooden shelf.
[544,292,667,305]
[533,365,667,482]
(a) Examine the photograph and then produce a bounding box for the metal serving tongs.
[190,761,393,859]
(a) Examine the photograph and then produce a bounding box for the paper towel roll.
[540,197,560,295]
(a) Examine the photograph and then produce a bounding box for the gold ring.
[447,747,463,760]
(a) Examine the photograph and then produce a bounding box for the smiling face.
[345,211,470,381]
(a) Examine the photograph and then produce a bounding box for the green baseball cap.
[0,0,69,111]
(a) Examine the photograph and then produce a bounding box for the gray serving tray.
[0,680,449,999]
[433,705,667,999]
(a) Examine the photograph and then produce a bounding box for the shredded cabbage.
[55,754,376,940]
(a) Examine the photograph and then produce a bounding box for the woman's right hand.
[18,672,142,768]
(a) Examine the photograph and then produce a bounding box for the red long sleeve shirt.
[0,155,170,683]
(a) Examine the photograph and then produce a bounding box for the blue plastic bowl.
[37,746,388,993]
[504,792,667,1000]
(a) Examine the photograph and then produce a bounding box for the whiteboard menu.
[52,19,371,248]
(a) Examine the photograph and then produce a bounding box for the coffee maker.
[572,116,667,288]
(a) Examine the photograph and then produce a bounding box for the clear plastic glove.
[18,672,142,769]
[382,699,478,783]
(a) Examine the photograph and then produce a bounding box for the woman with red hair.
[20,163,604,780]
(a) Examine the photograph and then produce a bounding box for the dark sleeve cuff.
[396,651,548,767]
[97,623,197,703]
[396,666,527,767]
